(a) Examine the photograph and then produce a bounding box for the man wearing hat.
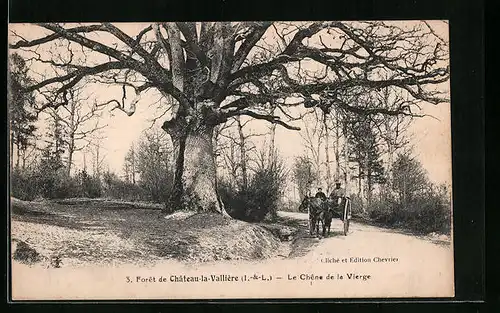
[329,181,346,220]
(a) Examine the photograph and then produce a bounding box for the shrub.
[138,175,172,203]
[408,186,451,234]
[101,171,148,201]
[11,166,82,200]
[366,185,451,234]
[51,170,81,199]
[10,168,39,200]
[219,163,286,223]
[358,153,452,235]
[348,193,366,217]
[75,170,102,198]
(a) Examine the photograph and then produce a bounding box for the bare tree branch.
[226,109,300,130]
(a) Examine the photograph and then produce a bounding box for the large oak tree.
[9,21,449,214]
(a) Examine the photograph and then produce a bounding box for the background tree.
[212,119,235,178]
[292,155,318,201]
[9,21,450,214]
[299,109,325,189]
[89,136,107,180]
[322,109,333,192]
[46,85,106,176]
[136,129,173,202]
[8,53,37,170]
[219,136,241,188]
[123,144,138,184]
[217,116,265,190]
[344,114,386,207]
[392,151,429,205]
[365,149,450,234]
[235,116,250,189]
[36,118,67,199]
[372,87,418,188]
[45,116,67,168]
[251,147,288,220]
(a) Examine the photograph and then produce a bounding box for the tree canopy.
[10,22,449,128]
[9,21,450,213]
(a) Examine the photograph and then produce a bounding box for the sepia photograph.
[8,21,454,300]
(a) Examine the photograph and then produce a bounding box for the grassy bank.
[10,198,293,267]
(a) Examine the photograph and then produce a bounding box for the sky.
[9,21,452,190]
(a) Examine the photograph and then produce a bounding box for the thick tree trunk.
[184,127,219,211]
[164,115,229,216]
[167,134,185,212]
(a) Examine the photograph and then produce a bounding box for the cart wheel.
[343,219,350,236]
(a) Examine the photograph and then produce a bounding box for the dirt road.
[278,210,452,261]
[264,211,455,298]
